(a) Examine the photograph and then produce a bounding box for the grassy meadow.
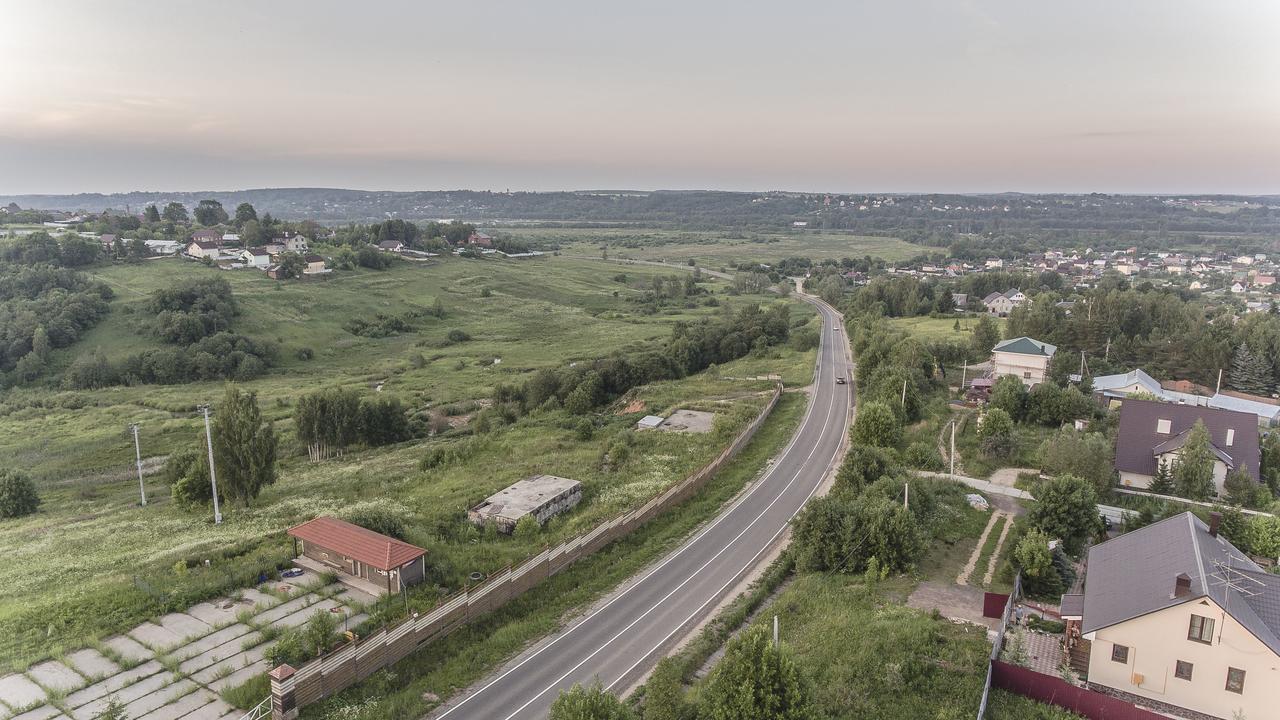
[504,226,930,265]
[889,315,1007,344]
[0,253,819,670]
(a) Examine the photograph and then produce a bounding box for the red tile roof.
[287,516,425,571]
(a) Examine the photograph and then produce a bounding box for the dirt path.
[982,512,1014,586]
[957,511,1001,586]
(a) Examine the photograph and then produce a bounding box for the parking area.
[0,569,379,720]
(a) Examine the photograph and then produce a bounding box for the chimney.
[1209,511,1222,538]
[1174,573,1192,598]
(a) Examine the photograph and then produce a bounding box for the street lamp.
[198,404,222,524]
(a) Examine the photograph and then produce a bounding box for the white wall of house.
[991,351,1050,387]
[1085,597,1278,720]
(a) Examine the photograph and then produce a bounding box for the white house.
[990,336,1056,387]
[240,247,271,269]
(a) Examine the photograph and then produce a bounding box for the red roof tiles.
[287,516,425,571]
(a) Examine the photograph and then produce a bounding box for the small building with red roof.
[287,516,426,595]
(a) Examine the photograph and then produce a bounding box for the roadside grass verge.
[303,392,807,719]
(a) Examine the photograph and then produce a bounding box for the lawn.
[0,253,819,671]
[890,315,1007,344]
[508,226,930,264]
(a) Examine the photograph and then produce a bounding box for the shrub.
[574,418,595,441]
[902,441,943,471]
[343,507,407,541]
[834,445,896,494]
[550,682,636,720]
[1028,474,1100,555]
[0,469,41,518]
[447,329,471,343]
[513,514,541,538]
[850,401,900,448]
[1037,431,1115,494]
[699,627,813,720]
[296,347,314,361]
[792,491,925,574]
[977,407,1015,458]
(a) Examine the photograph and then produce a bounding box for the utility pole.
[904,481,910,510]
[129,423,146,506]
[901,379,908,408]
[1216,368,1223,394]
[200,405,222,525]
[950,420,957,479]
[773,614,779,647]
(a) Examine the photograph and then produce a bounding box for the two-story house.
[990,336,1056,387]
[1113,399,1260,496]
[1072,512,1279,720]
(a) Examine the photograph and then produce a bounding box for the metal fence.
[270,384,783,714]
[976,572,1021,720]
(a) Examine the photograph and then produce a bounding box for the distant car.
[835,376,846,385]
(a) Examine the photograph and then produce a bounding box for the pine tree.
[1229,343,1273,396]
[1148,460,1174,494]
[1172,421,1216,500]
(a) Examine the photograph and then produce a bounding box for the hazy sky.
[1,0,1277,195]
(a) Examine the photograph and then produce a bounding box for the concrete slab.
[101,635,154,664]
[185,699,238,720]
[343,613,370,631]
[237,588,277,610]
[134,688,216,720]
[117,679,195,720]
[10,707,61,720]
[269,599,342,630]
[68,669,174,720]
[64,660,162,710]
[190,643,270,686]
[127,622,184,652]
[249,593,319,625]
[209,661,266,693]
[62,649,120,682]
[184,600,242,628]
[168,624,254,663]
[335,586,379,608]
[26,661,85,693]
[178,631,263,676]
[0,673,47,709]
[157,613,212,641]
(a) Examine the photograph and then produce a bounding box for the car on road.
[835,376,846,384]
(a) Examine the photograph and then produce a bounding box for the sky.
[1,0,1277,195]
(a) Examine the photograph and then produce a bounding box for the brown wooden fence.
[269,383,784,718]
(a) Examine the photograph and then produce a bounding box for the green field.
[890,315,1007,343]
[503,226,930,264]
[0,253,819,670]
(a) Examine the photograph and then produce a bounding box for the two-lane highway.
[436,293,853,720]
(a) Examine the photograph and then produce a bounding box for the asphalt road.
[435,293,853,720]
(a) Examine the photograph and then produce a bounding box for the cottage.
[468,475,582,532]
[466,232,494,248]
[186,240,222,259]
[302,254,328,274]
[287,516,426,595]
[99,233,117,251]
[990,336,1056,387]
[276,235,309,253]
[240,247,271,269]
[1113,398,1259,495]
[376,240,405,252]
[191,228,222,244]
[1071,512,1280,720]
[982,289,1025,316]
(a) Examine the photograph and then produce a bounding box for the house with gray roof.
[1075,512,1279,719]
[1091,369,1280,427]
[990,336,1056,387]
[1114,398,1260,496]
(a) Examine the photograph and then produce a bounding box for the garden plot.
[6,579,361,720]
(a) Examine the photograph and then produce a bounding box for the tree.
[1224,466,1266,508]
[277,252,306,279]
[1013,528,1054,584]
[549,682,636,720]
[834,445,895,494]
[211,386,278,506]
[295,388,362,460]
[988,375,1028,422]
[1172,421,1216,500]
[144,204,161,223]
[0,469,40,519]
[699,627,813,720]
[1262,431,1280,497]
[1028,474,1099,555]
[194,199,229,226]
[1229,342,1273,396]
[1244,515,1280,560]
[1148,460,1175,495]
[642,657,689,720]
[792,492,924,574]
[234,202,258,227]
[977,407,1015,458]
[850,401,900,448]
[971,315,1001,360]
[1037,431,1115,494]
[161,202,189,223]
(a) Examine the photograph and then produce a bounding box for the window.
[1157,419,1172,434]
[1111,644,1129,663]
[1226,667,1245,694]
[1226,428,1235,446]
[1188,614,1215,644]
[1175,660,1193,680]
[1023,371,1032,379]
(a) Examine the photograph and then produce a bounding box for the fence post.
[269,664,297,720]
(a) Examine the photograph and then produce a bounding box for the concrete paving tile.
[237,588,276,610]
[127,623,184,652]
[134,688,216,720]
[249,593,318,625]
[168,624,254,663]
[342,613,370,631]
[184,600,240,628]
[209,661,266,693]
[26,662,85,693]
[269,599,341,630]
[10,707,61,720]
[185,699,238,720]
[118,680,195,720]
[68,669,174,720]
[64,660,162,710]
[62,649,120,682]
[0,673,47,708]
[101,635,154,664]
[189,642,270,686]
[178,631,262,676]
[335,586,379,608]
[157,613,212,641]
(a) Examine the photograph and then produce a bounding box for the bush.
[343,507,407,540]
[903,441,943,471]
[513,514,541,538]
[550,682,636,720]
[574,418,595,441]
[1028,474,1100,555]
[447,329,471,343]
[792,491,925,574]
[699,627,813,720]
[834,445,896,494]
[977,407,1015,458]
[850,401,900,448]
[0,469,41,519]
[1037,431,1115,494]
[296,347,314,361]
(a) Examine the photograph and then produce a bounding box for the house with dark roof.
[1071,512,1279,719]
[982,288,1026,316]
[990,336,1056,387]
[287,516,426,595]
[1114,398,1260,496]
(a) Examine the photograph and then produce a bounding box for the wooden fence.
[268,383,784,719]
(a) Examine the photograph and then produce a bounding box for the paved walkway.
[0,569,377,720]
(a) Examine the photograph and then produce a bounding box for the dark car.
[835,376,846,385]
